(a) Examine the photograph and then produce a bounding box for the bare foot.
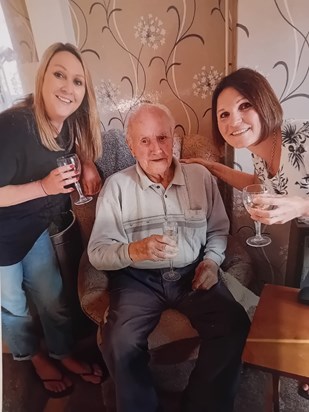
[31,352,73,396]
[60,357,103,384]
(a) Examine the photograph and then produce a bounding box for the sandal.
[39,373,74,398]
[76,363,103,385]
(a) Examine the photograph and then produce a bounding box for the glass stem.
[254,221,263,239]
[74,182,86,200]
[169,259,174,272]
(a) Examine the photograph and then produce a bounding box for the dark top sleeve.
[0,107,72,265]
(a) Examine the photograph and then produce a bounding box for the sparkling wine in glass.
[57,153,92,205]
[162,221,180,281]
[243,184,272,247]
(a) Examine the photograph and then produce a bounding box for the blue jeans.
[1,230,73,360]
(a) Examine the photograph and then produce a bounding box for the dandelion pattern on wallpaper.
[69,0,227,135]
[134,15,166,49]
[192,66,222,99]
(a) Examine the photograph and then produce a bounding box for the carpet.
[102,360,309,412]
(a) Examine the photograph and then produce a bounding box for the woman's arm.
[0,181,46,207]
[76,146,102,195]
[181,158,257,190]
[0,165,77,207]
[79,159,102,195]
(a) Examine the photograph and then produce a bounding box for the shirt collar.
[136,157,185,190]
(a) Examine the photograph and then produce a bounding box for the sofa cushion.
[95,129,136,180]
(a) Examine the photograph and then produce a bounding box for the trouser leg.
[1,230,73,360]
[23,230,73,358]
[100,267,166,412]
[1,262,39,359]
[178,280,250,412]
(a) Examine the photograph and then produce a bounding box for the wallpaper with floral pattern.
[69,0,229,138]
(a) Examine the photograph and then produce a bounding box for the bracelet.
[40,180,48,195]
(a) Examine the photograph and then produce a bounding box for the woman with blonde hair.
[0,42,103,397]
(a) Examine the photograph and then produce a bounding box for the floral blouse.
[252,120,309,197]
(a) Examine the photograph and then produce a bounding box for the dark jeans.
[100,262,250,412]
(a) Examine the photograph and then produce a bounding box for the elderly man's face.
[128,107,174,182]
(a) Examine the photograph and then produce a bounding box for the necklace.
[266,130,278,176]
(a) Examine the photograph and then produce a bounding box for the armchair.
[75,129,257,356]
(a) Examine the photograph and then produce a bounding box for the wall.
[69,0,229,138]
[0,0,37,105]
[231,0,309,285]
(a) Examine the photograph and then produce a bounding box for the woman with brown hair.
[0,42,103,397]
[183,67,309,399]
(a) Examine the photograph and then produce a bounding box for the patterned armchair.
[74,129,257,368]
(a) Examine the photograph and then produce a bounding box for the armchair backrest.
[73,129,136,247]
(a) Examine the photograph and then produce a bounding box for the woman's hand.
[41,165,78,195]
[80,160,102,195]
[249,195,309,224]
[192,259,219,290]
[180,157,215,170]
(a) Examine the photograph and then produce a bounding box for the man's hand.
[80,160,102,195]
[192,259,219,290]
[128,234,178,262]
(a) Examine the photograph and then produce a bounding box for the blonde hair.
[33,42,102,160]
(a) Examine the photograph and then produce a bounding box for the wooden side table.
[242,284,309,412]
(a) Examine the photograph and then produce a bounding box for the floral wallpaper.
[69,0,229,138]
[231,0,309,287]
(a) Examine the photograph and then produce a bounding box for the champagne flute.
[243,184,272,247]
[57,153,92,205]
[162,221,180,281]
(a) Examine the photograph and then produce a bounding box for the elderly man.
[88,103,250,412]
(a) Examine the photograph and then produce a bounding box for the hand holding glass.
[56,154,92,205]
[243,184,272,247]
[162,221,180,281]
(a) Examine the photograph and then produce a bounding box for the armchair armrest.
[78,250,109,325]
[223,234,255,290]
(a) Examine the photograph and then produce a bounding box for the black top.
[0,107,72,265]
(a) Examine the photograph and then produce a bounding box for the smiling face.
[127,106,174,184]
[216,87,262,149]
[42,50,86,130]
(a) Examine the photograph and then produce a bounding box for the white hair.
[125,102,176,144]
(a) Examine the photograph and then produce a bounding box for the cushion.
[181,134,223,161]
[95,129,136,179]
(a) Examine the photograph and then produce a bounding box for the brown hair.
[33,42,101,160]
[212,68,283,147]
